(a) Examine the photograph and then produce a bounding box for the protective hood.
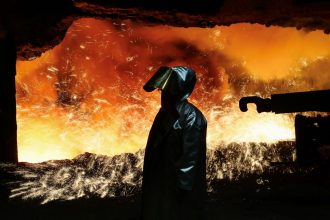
[143,66,196,100]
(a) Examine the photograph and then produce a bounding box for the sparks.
[15,18,330,163]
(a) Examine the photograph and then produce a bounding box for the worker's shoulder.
[179,101,207,127]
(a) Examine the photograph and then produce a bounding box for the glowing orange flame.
[16,18,330,162]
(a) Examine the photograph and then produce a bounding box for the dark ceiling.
[2,0,330,59]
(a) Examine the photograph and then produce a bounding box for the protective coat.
[141,66,207,220]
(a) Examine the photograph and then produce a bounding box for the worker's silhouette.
[141,66,207,220]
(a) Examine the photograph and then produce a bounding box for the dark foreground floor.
[1,193,330,220]
[1,169,330,220]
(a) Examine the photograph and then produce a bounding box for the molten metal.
[16,18,330,162]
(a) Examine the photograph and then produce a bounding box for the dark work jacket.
[141,99,207,220]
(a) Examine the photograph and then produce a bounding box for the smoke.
[296,57,330,90]
[15,18,330,162]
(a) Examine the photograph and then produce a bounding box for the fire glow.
[16,18,330,163]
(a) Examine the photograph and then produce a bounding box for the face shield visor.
[143,66,196,100]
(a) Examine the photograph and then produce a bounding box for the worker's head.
[143,66,196,108]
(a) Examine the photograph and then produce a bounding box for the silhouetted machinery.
[239,89,330,165]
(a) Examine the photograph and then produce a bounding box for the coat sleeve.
[176,110,203,191]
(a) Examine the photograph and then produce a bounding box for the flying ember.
[16,18,330,162]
